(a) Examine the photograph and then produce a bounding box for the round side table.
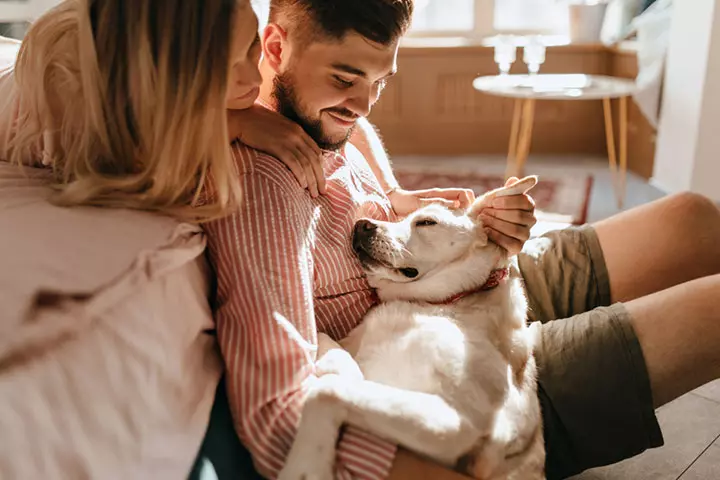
[472,74,637,208]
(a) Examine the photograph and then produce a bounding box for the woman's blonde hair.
[6,0,242,222]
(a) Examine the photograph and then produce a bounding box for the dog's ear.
[495,175,538,197]
[468,175,539,219]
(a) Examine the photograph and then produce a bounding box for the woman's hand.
[227,106,326,197]
[478,177,537,255]
[388,187,476,217]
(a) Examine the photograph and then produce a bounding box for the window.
[250,0,569,41]
[494,0,568,33]
[410,0,569,38]
[411,0,475,32]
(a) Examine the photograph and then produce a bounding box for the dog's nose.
[355,219,377,236]
[353,219,377,252]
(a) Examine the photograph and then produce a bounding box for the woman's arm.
[227,106,326,197]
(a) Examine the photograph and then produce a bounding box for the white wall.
[0,0,60,22]
[653,0,720,202]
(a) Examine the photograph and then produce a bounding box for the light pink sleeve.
[205,171,396,480]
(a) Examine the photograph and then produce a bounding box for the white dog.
[279,176,544,480]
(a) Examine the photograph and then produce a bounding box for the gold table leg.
[619,96,628,210]
[506,99,522,174]
[603,96,628,209]
[505,98,536,180]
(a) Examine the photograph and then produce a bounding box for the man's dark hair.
[269,0,414,45]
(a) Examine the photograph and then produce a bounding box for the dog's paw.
[279,390,342,480]
[315,348,363,382]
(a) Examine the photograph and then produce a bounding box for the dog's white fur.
[278,177,545,480]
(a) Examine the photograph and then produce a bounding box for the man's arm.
[350,117,399,194]
[204,162,396,480]
[389,450,473,480]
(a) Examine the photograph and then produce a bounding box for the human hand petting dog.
[388,187,476,218]
[388,178,536,255]
[477,177,537,256]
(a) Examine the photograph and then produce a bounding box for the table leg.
[506,98,522,178]
[603,97,621,207]
[513,98,536,179]
[618,96,628,209]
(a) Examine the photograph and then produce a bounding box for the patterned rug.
[394,166,594,226]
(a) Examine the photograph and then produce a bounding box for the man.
[203,1,720,479]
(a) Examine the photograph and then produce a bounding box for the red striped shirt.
[205,141,398,479]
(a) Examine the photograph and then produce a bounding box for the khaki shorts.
[517,226,664,479]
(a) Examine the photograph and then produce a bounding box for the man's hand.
[479,177,537,255]
[227,106,326,197]
[388,187,476,217]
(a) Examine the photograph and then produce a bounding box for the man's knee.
[663,192,720,226]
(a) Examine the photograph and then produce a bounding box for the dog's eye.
[399,267,419,278]
[415,219,437,227]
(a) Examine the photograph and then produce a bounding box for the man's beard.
[272,72,355,151]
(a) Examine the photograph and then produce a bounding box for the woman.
[1,0,261,220]
[0,1,269,478]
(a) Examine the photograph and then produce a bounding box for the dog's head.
[353,176,538,302]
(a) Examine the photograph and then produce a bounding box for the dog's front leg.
[278,375,349,480]
[333,380,479,466]
[280,377,479,479]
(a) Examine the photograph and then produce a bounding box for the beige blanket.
[0,162,221,478]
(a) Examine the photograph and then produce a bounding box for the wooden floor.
[395,154,720,480]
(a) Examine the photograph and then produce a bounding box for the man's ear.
[262,23,288,74]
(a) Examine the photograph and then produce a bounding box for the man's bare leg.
[625,273,720,407]
[594,192,720,303]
